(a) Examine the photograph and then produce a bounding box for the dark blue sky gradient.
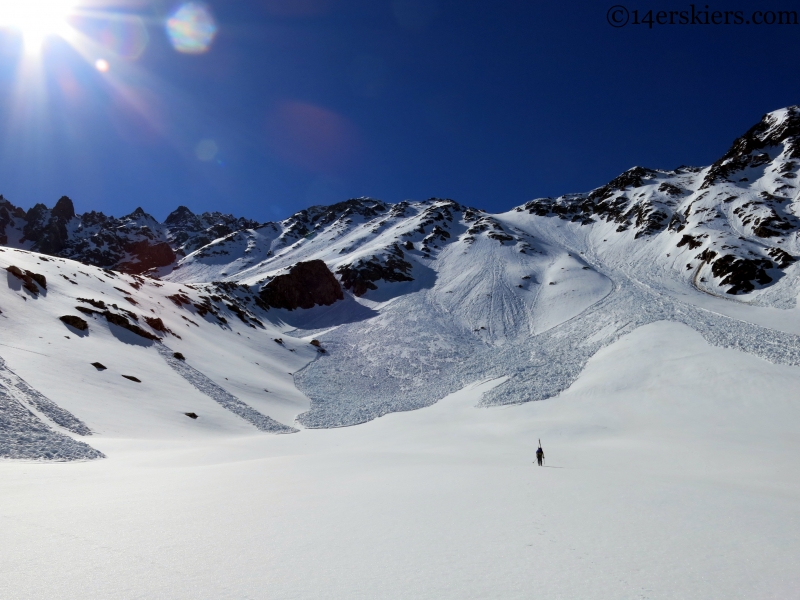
[0,0,797,221]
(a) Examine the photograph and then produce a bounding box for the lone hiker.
[536,440,545,466]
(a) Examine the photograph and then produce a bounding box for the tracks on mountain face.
[0,355,103,461]
[295,236,800,427]
[481,254,800,406]
[690,262,734,302]
[156,344,297,434]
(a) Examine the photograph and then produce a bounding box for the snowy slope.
[3,107,800,447]
[3,107,800,598]
[1,321,799,599]
[0,247,316,460]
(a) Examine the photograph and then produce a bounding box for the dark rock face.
[165,205,260,254]
[336,244,414,296]
[164,205,201,229]
[144,316,168,333]
[27,271,46,289]
[91,362,107,370]
[677,234,703,250]
[519,167,668,236]
[283,199,389,237]
[767,247,795,268]
[59,315,88,331]
[259,260,343,310]
[0,196,24,245]
[51,196,76,221]
[22,197,74,255]
[117,241,176,274]
[7,265,45,295]
[77,297,106,309]
[121,375,141,382]
[588,166,655,202]
[696,248,717,263]
[710,255,773,294]
[103,312,160,340]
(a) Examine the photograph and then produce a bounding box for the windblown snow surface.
[2,321,799,599]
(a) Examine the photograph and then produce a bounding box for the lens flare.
[166,3,217,55]
[94,58,109,72]
[266,101,362,174]
[96,14,149,60]
[194,139,218,161]
[0,0,76,53]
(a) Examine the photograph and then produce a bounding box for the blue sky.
[0,0,797,222]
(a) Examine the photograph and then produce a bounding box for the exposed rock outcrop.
[59,315,88,331]
[259,260,343,310]
[116,240,176,274]
[7,265,45,295]
[22,196,74,255]
[104,312,160,341]
[336,244,414,296]
[710,255,773,294]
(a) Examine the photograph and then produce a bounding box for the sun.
[0,0,76,53]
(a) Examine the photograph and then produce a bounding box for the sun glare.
[0,0,76,53]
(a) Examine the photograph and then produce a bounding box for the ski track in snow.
[295,266,800,428]
[0,356,103,461]
[156,344,298,434]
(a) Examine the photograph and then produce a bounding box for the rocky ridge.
[517,106,800,295]
[3,107,800,306]
[0,198,259,275]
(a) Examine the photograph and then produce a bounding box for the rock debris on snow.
[0,356,101,460]
[156,344,297,434]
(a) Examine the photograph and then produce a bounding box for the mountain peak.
[52,196,75,221]
[124,207,157,222]
[165,205,197,226]
[721,106,800,163]
[698,106,800,189]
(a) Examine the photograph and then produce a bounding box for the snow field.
[1,321,798,599]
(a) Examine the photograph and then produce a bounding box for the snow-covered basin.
[1,321,799,599]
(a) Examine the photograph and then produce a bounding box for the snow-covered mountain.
[4,107,800,460]
[166,106,800,302]
[0,197,259,274]
[6,106,798,299]
[4,107,800,600]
